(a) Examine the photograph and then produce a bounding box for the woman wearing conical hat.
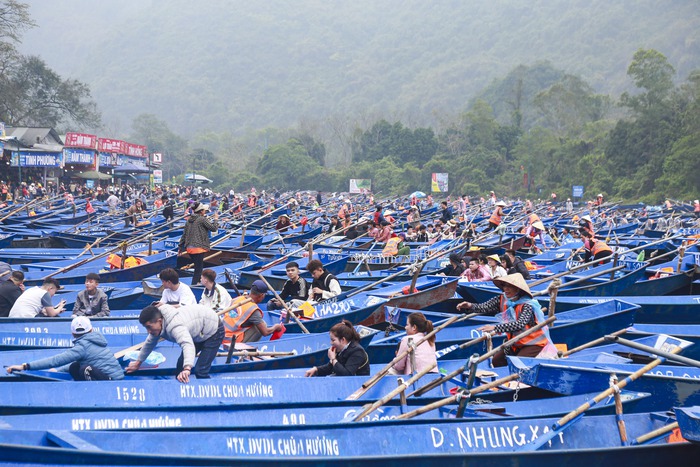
[457,273,555,367]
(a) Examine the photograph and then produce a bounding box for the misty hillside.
[19,0,700,136]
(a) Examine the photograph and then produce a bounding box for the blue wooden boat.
[0,412,695,465]
[368,299,637,363]
[539,295,700,324]
[459,260,649,302]
[0,391,651,431]
[676,406,700,444]
[509,356,700,412]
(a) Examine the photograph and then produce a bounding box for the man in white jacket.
[125,303,224,383]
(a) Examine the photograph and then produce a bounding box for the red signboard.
[64,132,97,149]
[97,138,125,154]
[125,143,148,158]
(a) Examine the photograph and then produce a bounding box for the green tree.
[620,49,676,115]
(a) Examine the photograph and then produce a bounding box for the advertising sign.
[153,169,163,184]
[63,148,96,165]
[431,173,449,192]
[572,185,584,198]
[349,179,371,193]
[97,138,125,153]
[64,132,97,149]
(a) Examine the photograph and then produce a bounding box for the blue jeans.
[176,320,224,379]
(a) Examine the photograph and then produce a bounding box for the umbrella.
[114,163,150,174]
[185,173,213,184]
[410,191,427,199]
[76,170,112,180]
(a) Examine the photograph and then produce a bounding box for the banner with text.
[11,151,62,167]
[153,169,163,184]
[64,132,97,149]
[97,138,125,154]
[63,148,96,166]
[349,179,371,193]
[431,173,449,192]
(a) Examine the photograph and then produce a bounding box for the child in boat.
[305,320,370,377]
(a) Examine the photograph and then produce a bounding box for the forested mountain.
[20,0,700,137]
[10,1,700,201]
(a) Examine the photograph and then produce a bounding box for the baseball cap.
[71,316,93,335]
[251,280,269,294]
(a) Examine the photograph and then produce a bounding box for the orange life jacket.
[528,213,541,225]
[222,295,260,345]
[591,240,612,256]
[382,237,402,256]
[489,207,503,226]
[499,296,547,349]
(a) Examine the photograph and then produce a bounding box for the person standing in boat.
[157,268,197,307]
[9,278,66,318]
[580,231,613,263]
[72,273,110,317]
[485,201,507,232]
[389,312,439,375]
[126,303,224,382]
[307,259,342,301]
[198,269,232,313]
[5,316,124,381]
[178,202,219,286]
[305,320,370,377]
[456,273,556,367]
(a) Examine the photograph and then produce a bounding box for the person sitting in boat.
[5,316,124,381]
[161,195,175,221]
[9,278,66,318]
[486,254,507,279]
[267,262,309,311]
[415,224,428,242]
[578,215,595,238]
[456,273,556,367]
[461,257,492,282]
[222,280,283,344]
[382,233,410,257]
[275,213,293,232]
[502,249,531,280]
[157,268,197,308]
[580,231,613,264]
[0,270,25,318]
[72,272,110,318]
[389,312,439,375]
[443,253,465,277]
[126,303,224,383]
[376,220,393,243]
[198,268,232,313]
[305,320,370,377]
[123,198,145,228]
[308,259,342,301]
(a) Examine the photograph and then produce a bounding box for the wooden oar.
[560,328,629,358]
[216,350,295,358]
[351,362,438,421]
[604,334,700,368]
[255,274,310,334]
[346,313,476,401]
[396,373,520,420]
[0,198,40,223]
[41,212,188,280]
[409,316,556,398]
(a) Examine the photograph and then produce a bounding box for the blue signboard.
[572,185,584,198]
[98,152,119,167]
[63,148,95,165]
[10,151,62,167]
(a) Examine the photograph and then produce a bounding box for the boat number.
[115,386,146,402]
[282,413,306,425]
[23,327,49,333]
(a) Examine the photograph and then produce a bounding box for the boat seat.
[47,430,103,451]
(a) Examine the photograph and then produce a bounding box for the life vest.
[591,240,612,256]
[382,237,402,256]
[222,295,260,346]
[86,200,95,214]
[106,254,148,269]
[499,296,547,349]
[489,207,503,226]
[528,213,541,225]
[338,206,346,219]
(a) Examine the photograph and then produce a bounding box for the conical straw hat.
[493,273,533,298]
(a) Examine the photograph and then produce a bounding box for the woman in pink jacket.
[390,312,439,375]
